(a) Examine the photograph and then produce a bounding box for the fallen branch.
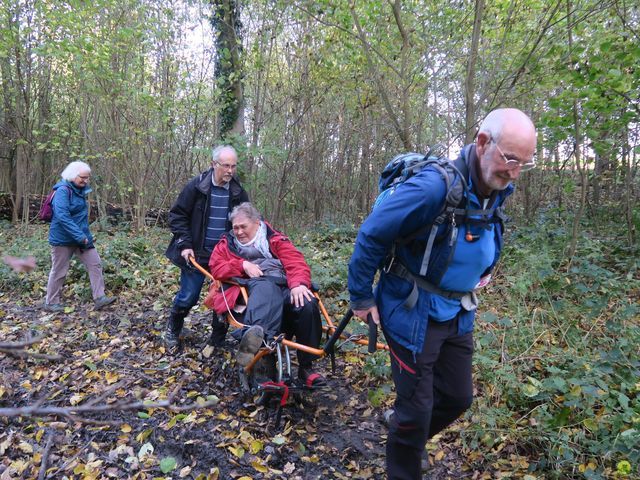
[0,335,62,361]
[0,385,219,425]
[0,335,45,349]
[37,432,55,480]
[0,348,62,361]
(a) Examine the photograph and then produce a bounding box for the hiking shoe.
[164,327,181,350]
[298,366,327,388]
[43,303,64,313]
[94,296,116,310]
[236,325,264,368]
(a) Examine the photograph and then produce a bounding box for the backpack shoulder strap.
[395,156,468,247]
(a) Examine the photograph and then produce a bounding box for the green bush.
[468,210,640,478]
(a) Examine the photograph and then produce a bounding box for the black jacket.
[165,169,249,269]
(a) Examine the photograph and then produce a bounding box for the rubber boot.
[165,307,189,350]
[208,313,229,347]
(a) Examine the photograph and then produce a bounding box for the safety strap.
[388,262,469,310]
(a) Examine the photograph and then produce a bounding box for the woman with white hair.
[44,161,116,312]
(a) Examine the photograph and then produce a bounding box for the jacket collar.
[196,169,214,194]
[196,169,242,196]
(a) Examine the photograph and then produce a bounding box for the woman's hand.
[243,261,263,278]
[290,285,314,308]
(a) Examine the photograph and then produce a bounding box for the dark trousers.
[243,278,322,366]
[385,315,474,480]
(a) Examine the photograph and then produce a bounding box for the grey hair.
[60,161,91,181]
[230,202,261,223]
[212,145,238,163]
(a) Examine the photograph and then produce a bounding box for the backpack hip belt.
[387,261,470,310]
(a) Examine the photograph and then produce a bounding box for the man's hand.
[181,248,195,263]
[290,285,314,308]
[353,305,380,325]
[242,261,263,278]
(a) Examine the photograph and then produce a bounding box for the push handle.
[367,313,377,354]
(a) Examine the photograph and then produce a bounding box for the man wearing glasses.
[348,108,536,479]
[165,145,249,350]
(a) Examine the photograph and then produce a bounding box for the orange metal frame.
[189,257,387,373]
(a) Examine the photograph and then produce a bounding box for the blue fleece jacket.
[48,180,93,247]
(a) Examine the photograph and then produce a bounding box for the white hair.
[212,145,237,163]
[230,202,261,223]
[61,161,91,181]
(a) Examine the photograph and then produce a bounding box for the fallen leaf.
[18,441,33,454]
[250,440,263,454]
[159,456,177,473]
[251,459,268,473]
[137,442,154,460]
[228,446,245,459]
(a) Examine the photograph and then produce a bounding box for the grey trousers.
[46,246,106,304]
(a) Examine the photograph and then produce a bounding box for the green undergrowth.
[0,222,177,307]
[469,211,639,479]
[1,212,638,478]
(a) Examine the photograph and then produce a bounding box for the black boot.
[208,313,229,347]
[165,307,188,349]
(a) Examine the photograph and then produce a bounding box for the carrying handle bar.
[367,313,377,354]
[323,309,354,354]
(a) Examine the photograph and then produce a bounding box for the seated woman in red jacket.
[207,202,325,386]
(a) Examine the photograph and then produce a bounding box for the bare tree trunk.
[350,3,412,150]
[464,0,484,144]
[622,129,635,246]
[566,0,588,267]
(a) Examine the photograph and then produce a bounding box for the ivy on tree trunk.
[210,0,244,138]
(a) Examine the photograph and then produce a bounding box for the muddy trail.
[0,299,467,479]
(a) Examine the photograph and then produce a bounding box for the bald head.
[474,108,537,195]
[478,108,536,146]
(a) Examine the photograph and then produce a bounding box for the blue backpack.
[374,146,467,211]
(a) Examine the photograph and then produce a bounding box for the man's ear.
[476,132,491,156]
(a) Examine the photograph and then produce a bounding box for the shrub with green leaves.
[468,209,640,479]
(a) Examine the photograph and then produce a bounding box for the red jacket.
[204,223,312,314]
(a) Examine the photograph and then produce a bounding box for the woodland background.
[0,0,639,479]
[0,0,637,238]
